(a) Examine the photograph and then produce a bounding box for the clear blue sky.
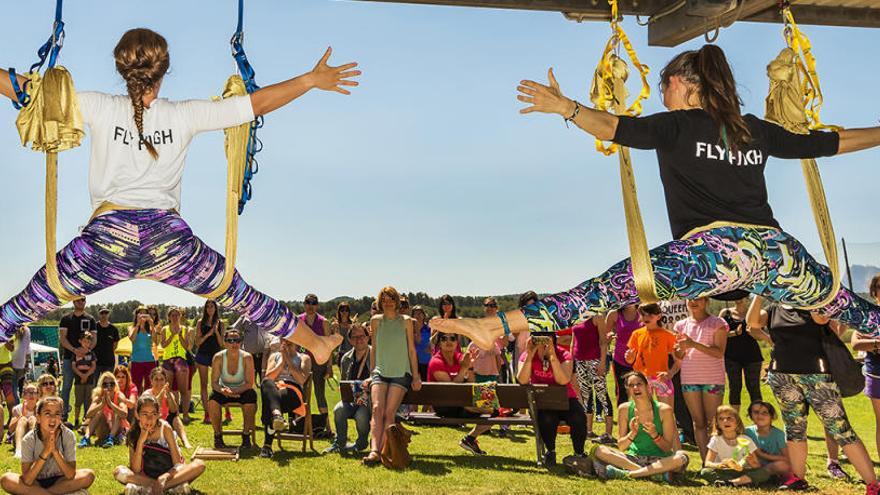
[0,0,877,307]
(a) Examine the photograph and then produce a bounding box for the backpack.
[380,423,412,470]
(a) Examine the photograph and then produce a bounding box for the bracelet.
[652,434,662,441]
[497,312,511,337]
[563,100,580,128]
[39,454,48,461]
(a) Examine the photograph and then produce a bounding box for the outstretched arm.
[838,127,880,155]
[516,68,618,141]
[250,47,360,117]
[0,68,27,101]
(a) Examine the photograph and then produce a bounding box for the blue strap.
[231,0,263,214]
[9,0,64,109]
[498,312,511,337]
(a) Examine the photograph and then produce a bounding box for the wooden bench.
[341,381,569,463]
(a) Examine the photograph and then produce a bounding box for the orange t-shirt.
[626,327,677,377]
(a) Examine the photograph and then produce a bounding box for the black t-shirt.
[196,320,222,358]
[94,322,120,367]
[721,311,762,364]
[59,313,96,360]
[344,351,371,381]
[613,110,840,239]
[767,305,828,374]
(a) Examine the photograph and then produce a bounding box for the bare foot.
[429,317,503,351]
[286,320,343,365]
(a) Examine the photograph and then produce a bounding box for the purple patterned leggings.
[0,209,299,341]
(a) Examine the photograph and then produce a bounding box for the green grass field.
[3,372,877,495]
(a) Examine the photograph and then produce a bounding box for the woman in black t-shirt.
[432,45,880,369]
[747,295,876,490]
[719,296,763,411]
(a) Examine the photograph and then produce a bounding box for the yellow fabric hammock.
[15,68,251,303]
[589,0,659,304]
[764,8,842,310]
[15,67,83,303]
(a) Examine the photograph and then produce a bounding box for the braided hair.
[113,28,170,160]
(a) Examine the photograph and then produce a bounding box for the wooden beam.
[647,0,777,46]
[743,4,880,29]
[345,0,670,16]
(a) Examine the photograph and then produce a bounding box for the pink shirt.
[571,319,601,361]
[520,346,577,399]
[675,316,728,385]
[427,351,463,382]
[470,339,503,376]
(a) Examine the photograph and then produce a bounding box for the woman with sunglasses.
[36,375,57,399]
[142,367,192,450]
[298,295,333,436]
[0,397,95,495]
[129,307,159,397]
[429,331,493,455]
[259,337,312,459]
[195,300,224,424]
[363,286,420,465]
[10,383,39,459]
[208,327,256,449]
[113,395,205,495]
[80,372,128,448]
[161,307,192,426]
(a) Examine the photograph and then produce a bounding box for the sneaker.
[214,435,226,449]
[323,443,342,454]
[101,436,115,448]
[347,442,369,453]
[115,433,127,446]
[77,437,91,448]
[272,414,288,433]
[606,465,632,480]
[597,433,615,445]
[586,431,599,439]
[498,425,510,438]
[459,436,487,456]
[188,401,196,414]
[542,450,557,468]
[241,435,253,449]
[593,459,608,480]
[827,461,850,480]
[713,479,735,487]
[779,476,809,491]
[563,454,594,477]
[867,481,880,495]
[260,445,273,458]
[224,410,233,423]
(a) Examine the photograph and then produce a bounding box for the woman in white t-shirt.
[0,28,357,365]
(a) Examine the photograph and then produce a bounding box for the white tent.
[28,343,60,381]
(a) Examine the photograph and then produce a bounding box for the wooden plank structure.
[346,0,880,46]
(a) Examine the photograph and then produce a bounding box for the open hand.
[310,47,361,95]
[517,68,574,116]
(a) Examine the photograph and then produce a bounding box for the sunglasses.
[23,390,38,396]
[340,308,350,312]
[225,337,243,344]
[484,303,497,308]
[102,382,116,388]
[439,335,457,342]
[305,300,318,305]
[400,303,410,308]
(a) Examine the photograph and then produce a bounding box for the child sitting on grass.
[113,395,205,495]
[700,405,771,487]
[744,400,807,490]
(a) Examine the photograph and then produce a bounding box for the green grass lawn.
[3,372,877,494]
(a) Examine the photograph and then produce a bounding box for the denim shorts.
[371,371,412,391]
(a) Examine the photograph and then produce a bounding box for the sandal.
[362,450,381,465]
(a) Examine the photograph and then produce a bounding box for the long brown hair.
[113,28,170,160]
[660,44,750,151]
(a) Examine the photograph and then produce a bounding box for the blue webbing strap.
[8,0,65,109]
[231,0,263,214]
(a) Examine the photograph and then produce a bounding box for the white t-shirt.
[78,92,255,211]
[708,434,758,463]
[20,427,77,480]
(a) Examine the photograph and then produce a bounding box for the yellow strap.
[589,0,658,303]
[15,67,84,303]
[764,9,840,310]
[199,75,250,300]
